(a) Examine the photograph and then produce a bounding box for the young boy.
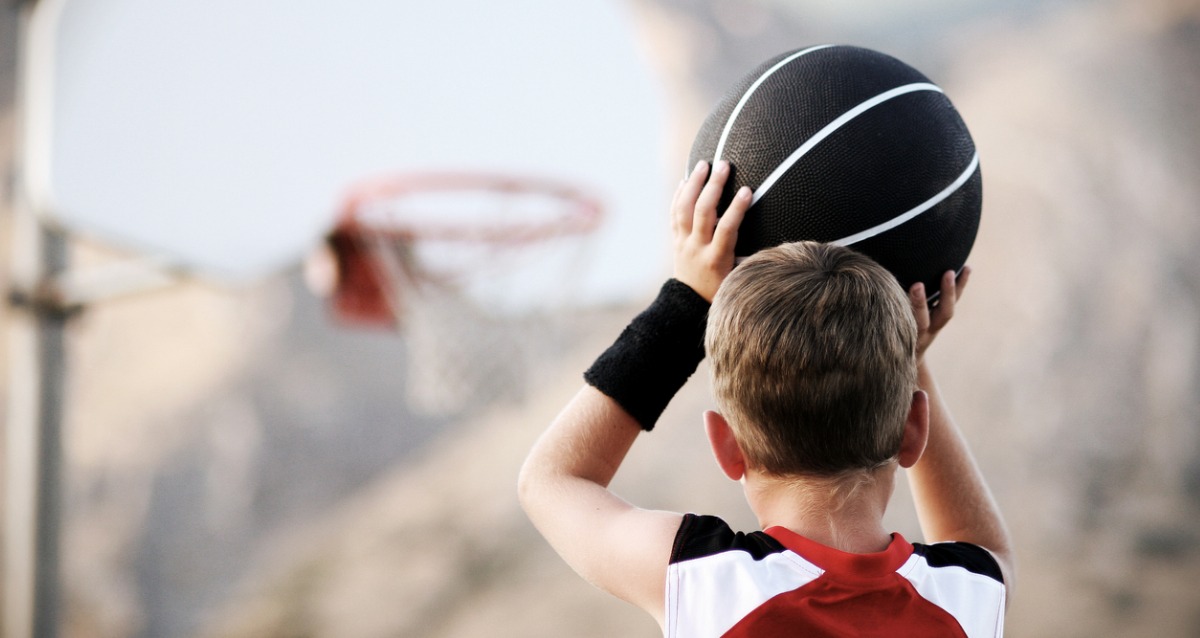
[518,160,1014,637]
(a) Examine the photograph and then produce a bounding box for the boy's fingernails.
[692,160,708,176]
[737,186,752,199]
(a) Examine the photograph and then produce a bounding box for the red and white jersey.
[665,514,1005,637]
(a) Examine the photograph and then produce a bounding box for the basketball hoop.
[317,172,604,415]
[323,173,603,328]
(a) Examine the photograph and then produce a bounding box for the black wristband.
[583,279,710,431]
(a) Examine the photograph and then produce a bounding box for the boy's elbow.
[516,467,531,505]
[516,455,548,517]
[517,459,534,511]
[518,452,581,524]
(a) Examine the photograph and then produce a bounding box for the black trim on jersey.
[670,514,785,564]
[912,541,1005,583]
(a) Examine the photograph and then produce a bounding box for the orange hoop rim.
[335,172,604,244]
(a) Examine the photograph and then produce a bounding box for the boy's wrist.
[583,279,710,431]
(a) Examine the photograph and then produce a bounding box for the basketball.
[688,44,981,298]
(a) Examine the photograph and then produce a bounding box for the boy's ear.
[704,410,746,481]
[898,390,930,469]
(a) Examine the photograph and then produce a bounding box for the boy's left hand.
[672,160,752,302]
[909,266,972,362]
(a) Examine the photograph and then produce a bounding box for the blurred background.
[2,0,1199,636]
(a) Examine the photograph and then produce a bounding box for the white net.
[338,176,603,418]
[399,274,529,416]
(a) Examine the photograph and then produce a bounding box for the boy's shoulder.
[669,513,784,564]
[909,538,1006,583]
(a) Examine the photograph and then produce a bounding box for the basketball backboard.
[26,0,668,286]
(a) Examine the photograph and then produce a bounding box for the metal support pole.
[3,214,68,638]
[5,225,69,638]
[32,227,68,638]
[7,1,71,636]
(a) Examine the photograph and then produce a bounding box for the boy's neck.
[744,465,896,554]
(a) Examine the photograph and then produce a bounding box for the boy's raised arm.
[517,161,750,625]
[517,385,682,622]
[906,269,1017,597]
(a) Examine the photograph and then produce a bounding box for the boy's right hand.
[671,160,752,302]
[909,266,972,362]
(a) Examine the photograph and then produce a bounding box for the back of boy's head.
[706,241,917,477]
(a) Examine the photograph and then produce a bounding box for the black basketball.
[688,44,981,299]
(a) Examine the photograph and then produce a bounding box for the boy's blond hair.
[706,241,917,476]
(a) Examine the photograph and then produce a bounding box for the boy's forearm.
[517,385,681,616]
[520,385,642,491]
[518,276,709,597]
[908,362,1014,576]
[516,385,643,583]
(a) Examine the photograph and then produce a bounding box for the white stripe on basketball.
[749,82,946,207]
[832,151,980,246]
[712,44,834,164]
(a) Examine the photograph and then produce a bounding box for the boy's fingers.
[930,270,960,330]
[955,265,972,300]
[673,161,709,236]
[669,179,686,234]
[712,186,751,255]
[909,282,931,333]
[693,161,729,240]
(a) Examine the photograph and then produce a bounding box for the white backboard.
[30,0,668,286]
